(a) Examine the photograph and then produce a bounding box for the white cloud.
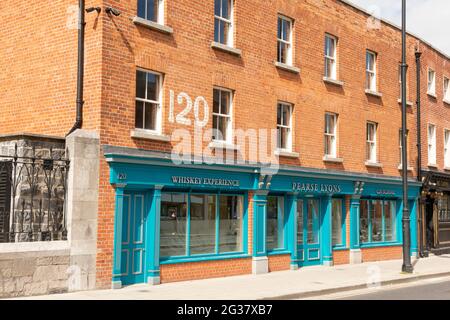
[346,0,450,55]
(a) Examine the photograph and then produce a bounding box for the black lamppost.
[401,0,414,273]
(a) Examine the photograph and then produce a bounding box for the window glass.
[325,113,337,157]
[190,194,216,255]
[366,51,376,91]
[219,195,243,253]
[214,0,232,45]
[277,103,292,150]
[160,193,188,257]
[297,200,304,244]
[325,35,337,79]
[135,70,161,131]
[371,200,383,242]
[360,200,369,243]
[137,0,161,23]
[267,196,284,250]
[384,201,396,241]
[212,89,232,142]
[307,199,319,244]
[360,199,397,244]
[277,16,292,65]
[332,199,343,246]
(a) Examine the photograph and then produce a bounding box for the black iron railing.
[0,145,69,243]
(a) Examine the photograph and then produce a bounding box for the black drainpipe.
[67,0,86,136]
[415,49,424,257]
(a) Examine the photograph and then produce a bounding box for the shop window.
[214,0,234,46]
[360,199,397,244]
[137,0,164,24]
[324,34,337,80]
[277,15,293,66]
[135,69,162,133]
[438,195,450,222]
[276,102,293,151]
[332,199,344,246]
[160,192,244,259]
[366,50,377,91]
[267,196,285,250]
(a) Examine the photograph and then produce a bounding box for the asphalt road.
[305,277,450,300]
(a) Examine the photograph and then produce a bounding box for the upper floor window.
[428,124,437,165]
[366,122,378,163]
[399,129,409,166]
[214,0,233,46]
[212,88,233,142]
[138,0,164,24]
[444,77,450,102]
[324,113,338,157]
[428,69,436,96]
[366,50,377,91]
[277,15,293,66]
[445,129,450,168]
[277,102,293,151]
[135,69,162,132]
[324,34,337,80]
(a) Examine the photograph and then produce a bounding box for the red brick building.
[1,0,449,290]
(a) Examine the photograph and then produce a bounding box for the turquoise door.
[120,193,147,285]
[297,198,321,266]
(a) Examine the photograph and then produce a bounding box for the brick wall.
[333,250,349,265]
[361,246,403,263]
[268,254,291,272]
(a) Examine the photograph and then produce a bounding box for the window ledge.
[274,61,300,74]
[323,156,344,163]
[133,16,173,34]
[211,42,242,56]
[428,163,438,168]
[274,149,299,158]
[130,129,171,142]
[397,99,413,107]
[365,161,383,168]
[427,92,437,99]
[443,99,450,105]
[398,164,414,171]
[365,89,383,98]
[323,77,344,87]
[444,167,450,171]
[209,140,240,151]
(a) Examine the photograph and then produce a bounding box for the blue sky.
[346,0,450,55]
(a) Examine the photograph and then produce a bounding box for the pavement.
[9,254,450,300]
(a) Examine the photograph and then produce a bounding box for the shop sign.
[292,182,341,193]
[171,176,240,187]
[376,190,396,196]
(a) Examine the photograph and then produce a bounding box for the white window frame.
[276,102,293,151]
[399,128,409,166]
[324,113,338,158]
[277,15,293,66]
[135,69,163,134]
[444,76,450,102]
[212,87,233,143]
[366,50,377,91]
[324,34,337,80]
[214,0,234,47]
[428,68,436,96]
[428,123,437,166]
[138,0,165,24]
[445,129,450,168]
[366,122,377,163]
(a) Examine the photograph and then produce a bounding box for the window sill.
[132,16,173,34]
[398,164,414,171]
[444,167,450,171]
[443,99,450,106]
[332,246,349,251]
[428,163,438,169]
[323,77,344,87]
[397,99,413,107]
[365,161,383,168]
[211,42,242,56]
[274,149,299,158]
[427,92,437,99]
[130,129,171,142]
[323,156,344,163]
[274,61,300,74]
[209,140,240,151]
[365,89,383,98]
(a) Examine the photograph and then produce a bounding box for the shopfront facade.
[105,146,421,287]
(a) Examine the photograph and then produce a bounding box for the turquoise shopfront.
[104,146,421,287]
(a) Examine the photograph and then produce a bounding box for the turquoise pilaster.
[409,199,418,257]
[146,186,163,285]
[350,196,361,249]
[321,196,333,266]
[253,190,269,257]
[286,193,298,268]
[112,184,126,289]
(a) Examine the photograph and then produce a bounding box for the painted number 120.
[168,90,209,128]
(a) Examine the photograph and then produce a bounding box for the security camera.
[86,7,101,14]
[106,7,121,16]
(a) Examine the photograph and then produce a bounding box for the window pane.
[136,70,146,99]
[214,18,221,43]
[221,91,230,115]
[278,42,287,64]
[221,0,230,19]
[160,193,188,257]
[371,200,383,242]
[307,199,319,244]
[213,89,220,114]
[360,200,369,243]
[135,101,144,129]
[297,200,304,244]
[214,0,221,17]
[384,201,396,241]
[267,196,284,250]
[144,102,157,130]
[146,73,159,101]
[218,116,228,140]
[219,195,243,253]
[277,18,283,39]
[137,0,146,19]
[332,199,343,246]
[190,194,216,255]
